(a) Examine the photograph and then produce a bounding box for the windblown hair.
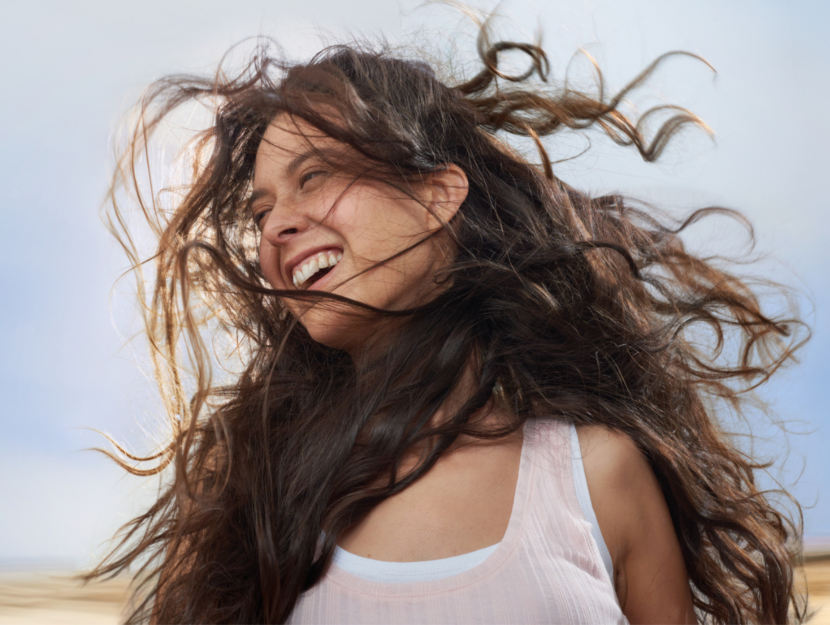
[87,26,807,625]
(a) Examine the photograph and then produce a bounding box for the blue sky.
[1,0,828,565]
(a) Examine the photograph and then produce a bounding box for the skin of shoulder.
[576,424,697,625]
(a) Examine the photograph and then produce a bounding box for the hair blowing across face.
[87,27,808,625]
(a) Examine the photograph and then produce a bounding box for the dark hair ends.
[86,29,808,625]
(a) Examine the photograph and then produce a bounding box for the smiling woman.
[86,24,808,625]
[251,115,468,350]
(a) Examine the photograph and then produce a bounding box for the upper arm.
[576,425,697,625]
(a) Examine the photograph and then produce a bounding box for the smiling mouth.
[292,249,343,289]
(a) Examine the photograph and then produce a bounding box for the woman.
[89,27,807,625]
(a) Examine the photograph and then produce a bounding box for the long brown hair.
[87,26,808,624]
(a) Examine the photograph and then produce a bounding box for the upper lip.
[284,244,344,286]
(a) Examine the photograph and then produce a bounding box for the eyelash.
[300,170,325,189]
[253,210,269,227]
[252,170,326,228]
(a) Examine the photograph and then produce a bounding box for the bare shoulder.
[575,424,696,624]
[573,425,654,563]
[575,425,650,490]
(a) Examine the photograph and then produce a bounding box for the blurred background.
[1,0,828,622]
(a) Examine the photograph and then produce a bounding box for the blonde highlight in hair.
[86,26,807,624]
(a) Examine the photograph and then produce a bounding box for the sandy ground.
[0,562,828,624]
[801,559,830,624]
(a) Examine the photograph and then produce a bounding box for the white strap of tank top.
[569,422,615,583]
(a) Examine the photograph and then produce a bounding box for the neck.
[400,360,518,472]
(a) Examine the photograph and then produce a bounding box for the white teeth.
[291,250,342,288]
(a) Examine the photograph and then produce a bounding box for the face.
[250,115,464,353]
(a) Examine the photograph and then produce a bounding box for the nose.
[260,204,311,247]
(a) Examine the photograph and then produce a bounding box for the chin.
[292,292,398,354]
[297,309,364,352]
[305,326,354,351]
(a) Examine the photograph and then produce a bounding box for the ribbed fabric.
[288,418,627,624]
[331,422,613,585]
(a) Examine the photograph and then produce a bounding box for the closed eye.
[300,170,326,189]
[253,208,271,228]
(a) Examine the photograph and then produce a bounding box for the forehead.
[255,114,333,170]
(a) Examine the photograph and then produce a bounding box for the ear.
[424,164,469,228]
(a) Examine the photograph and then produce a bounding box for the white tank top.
[288,418,627,624]
[332,423,613,583]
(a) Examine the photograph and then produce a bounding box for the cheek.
[259,243,283,288]
[338,203,427,263]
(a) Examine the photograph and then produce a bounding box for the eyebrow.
[246,149,321,212]
[246,189,270,212]
[286,149,316,175]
